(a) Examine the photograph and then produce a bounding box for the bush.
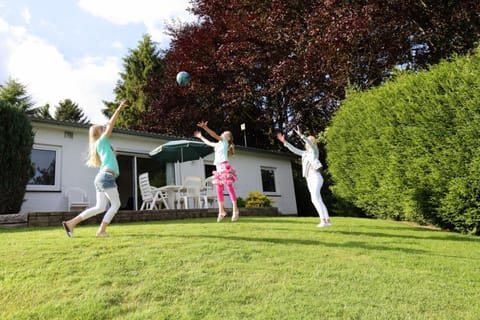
[327,47,480,234]
[236,197,246,208]
[245,191,274,208]
[0,101,34,213]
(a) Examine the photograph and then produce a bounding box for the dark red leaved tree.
[138,0,479,149]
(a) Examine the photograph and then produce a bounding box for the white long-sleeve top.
[283,135,321,177]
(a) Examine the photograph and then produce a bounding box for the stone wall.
[0,213,28,227]
[26,207,279,228]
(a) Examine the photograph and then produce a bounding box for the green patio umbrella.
[149,140,213,182]
[149,140,213,162]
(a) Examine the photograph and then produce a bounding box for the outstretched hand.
[276,132,285,143]
[105,100,128,137]
[118,100,128,110]
[196,121,208,129]
[294,126,303,137]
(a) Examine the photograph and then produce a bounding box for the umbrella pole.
[177,160,181,185]
[180,148,184,184]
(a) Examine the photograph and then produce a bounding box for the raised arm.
[295,126,319,153]
[194,131,217,148]
[277,132,304,157]
[294,125,303,138]
[104,100,128,137]
[197,121,222,141]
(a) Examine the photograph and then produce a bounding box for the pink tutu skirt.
[212,161,237,186]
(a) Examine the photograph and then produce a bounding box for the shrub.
[245,191,274,208]
[236,197,246,208]
[0,101,34,213]
[327,47,480,234]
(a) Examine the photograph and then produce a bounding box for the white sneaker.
[317,222,328,228]
[231,210,239,222]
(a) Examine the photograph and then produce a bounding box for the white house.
[22,118,298,215]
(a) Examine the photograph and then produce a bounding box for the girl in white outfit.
[277,126,331,227]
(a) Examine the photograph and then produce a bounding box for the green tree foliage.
[327,48,480,234]
[139,0,479,149]
[0,78,37,114]
[54,99,89,123]
[104,34,165,128]
[33,103,53,119]
[0,100,34,213]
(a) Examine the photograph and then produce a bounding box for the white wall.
[177,150,298,215]
[23,121,168,213]
[231,151,298,215]
[23,123,95,213]
[23,120,298,215]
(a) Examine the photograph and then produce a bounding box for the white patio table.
[154,185,184,209]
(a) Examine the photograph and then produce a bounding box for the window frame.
[27,144,62,192]
[260,166,277,193]
[204,162,216,179]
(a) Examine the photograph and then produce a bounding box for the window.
[204,164,216,178]
[27,145,62,191]
[261,167,276,193]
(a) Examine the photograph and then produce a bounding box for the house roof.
[30,117,296,159]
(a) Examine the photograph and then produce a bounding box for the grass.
[0,216,479,320]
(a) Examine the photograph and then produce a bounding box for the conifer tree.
[33,103,53,119]
[0,78,36,114]
[103,34,165,128]
[54,99,89,123]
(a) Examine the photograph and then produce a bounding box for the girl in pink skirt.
[194,121,239,222]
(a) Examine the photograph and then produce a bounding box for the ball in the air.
[176,71,190,86]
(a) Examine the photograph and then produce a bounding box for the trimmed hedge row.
[326,48,480,234]
[0,101,34,213]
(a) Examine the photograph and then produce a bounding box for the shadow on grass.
[327,230,480,243]
[0,226,43,234]
[3,217,477,246]
[155,233,428,255]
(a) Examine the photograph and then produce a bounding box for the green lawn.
[1,216,479,320]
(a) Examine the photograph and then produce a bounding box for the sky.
[0,0,196,123]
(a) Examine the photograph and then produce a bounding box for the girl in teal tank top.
[62,101,128,238]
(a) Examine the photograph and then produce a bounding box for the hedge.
[0,101,34,213]
[326,48,480,234]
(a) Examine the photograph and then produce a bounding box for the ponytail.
[224,131,235,157]
[228,143,235,158]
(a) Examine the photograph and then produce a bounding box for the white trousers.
[79,188,121,224]
[306,171,329,221]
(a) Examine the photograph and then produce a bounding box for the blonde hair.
[86,125,104,167]
[306,135,317,150]
[223,131,235,157]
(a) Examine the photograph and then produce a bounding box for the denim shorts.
[94,171,117,192]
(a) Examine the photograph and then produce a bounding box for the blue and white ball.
[176,71,191,86]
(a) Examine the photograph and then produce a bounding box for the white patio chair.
[65,187,89,212]
[138,172,169,210]
[176,176,203,209]
[200,176,217,208]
